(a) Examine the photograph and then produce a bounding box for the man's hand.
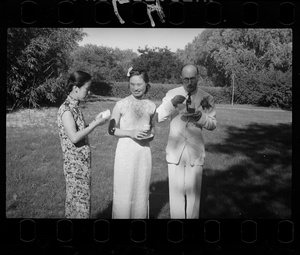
[193,110,202,121]
[171,95,186,107]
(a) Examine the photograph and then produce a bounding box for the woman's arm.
[62,111,106,144]
[150,111,157,136]
[144,110,157,142]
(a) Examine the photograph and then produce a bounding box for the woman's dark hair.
[67,71,92,92]
[128,68,150,94]
[128,69,149,84]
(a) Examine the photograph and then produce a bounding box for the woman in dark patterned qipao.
[57,71,108,218]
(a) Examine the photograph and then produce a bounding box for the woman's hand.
[93,110,111,127]
[130,129,148,140]
[95,118,107,126]
[94,115,108,126]
[89,114,107,130]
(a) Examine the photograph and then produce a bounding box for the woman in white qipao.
[108,68,156,219]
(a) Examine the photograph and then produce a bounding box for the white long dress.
[112,95,156,219]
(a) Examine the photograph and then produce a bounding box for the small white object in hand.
[97,109,111,120]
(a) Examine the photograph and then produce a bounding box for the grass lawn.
[6,98,292,219]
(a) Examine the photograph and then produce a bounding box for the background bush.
[110,82,178,100]
[91,81,114,96]
[108,82,231,104]
[200,86,231,104]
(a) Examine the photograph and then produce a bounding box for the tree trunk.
[231,73,235,105]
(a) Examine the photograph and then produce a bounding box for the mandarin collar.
[67,95,80,106]
[130,94,145,101]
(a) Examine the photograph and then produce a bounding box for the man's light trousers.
[168,146,203,219]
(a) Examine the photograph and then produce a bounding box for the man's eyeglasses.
[182,77,197,84]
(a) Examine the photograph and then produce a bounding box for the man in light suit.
[156,64,217,219]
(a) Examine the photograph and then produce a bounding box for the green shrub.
[260,83,292,110]
[199,86,231,104]
[91,80,113,96]
[109,82,231,103]
[230,70,292,110]
[110,82,178,100]
[106,81,291,110]
[110,82,130,98]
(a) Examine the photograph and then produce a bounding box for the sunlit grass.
[6,99,292,219]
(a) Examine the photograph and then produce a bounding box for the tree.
[69,45,138,95]
[180,29,292,108]
[132,46,183,83]
[210,29,292,107]
[176,29,215,85]
[7,28,85,109]
[176,29,213,65]
[111,48,139,81]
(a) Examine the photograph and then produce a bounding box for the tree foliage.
[132,46,184,84]
[70,44,138,82]
[69,44,138,95]
[7,28,292,110]
[112,48,139,80]
[7,28,85,109]
[179,29,292,109]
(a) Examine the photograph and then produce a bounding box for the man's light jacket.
[156,86,217,166]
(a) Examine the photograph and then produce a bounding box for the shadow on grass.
[200,122,292,219]
[95,202,112,219]
[149,179,169,219]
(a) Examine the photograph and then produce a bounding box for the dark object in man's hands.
[187,107,195,113]
[200,97,210,110]
[193,111,202,121]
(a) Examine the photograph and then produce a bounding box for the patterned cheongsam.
[57,95,91,218]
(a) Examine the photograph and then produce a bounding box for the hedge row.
[108,82,231,104]
[92,81,291,109]
[110,82,177,101]
[198,86,231,104]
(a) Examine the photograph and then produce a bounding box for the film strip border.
[2,219,298,254]
[3,0,299,254]
[6,0,298,27]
